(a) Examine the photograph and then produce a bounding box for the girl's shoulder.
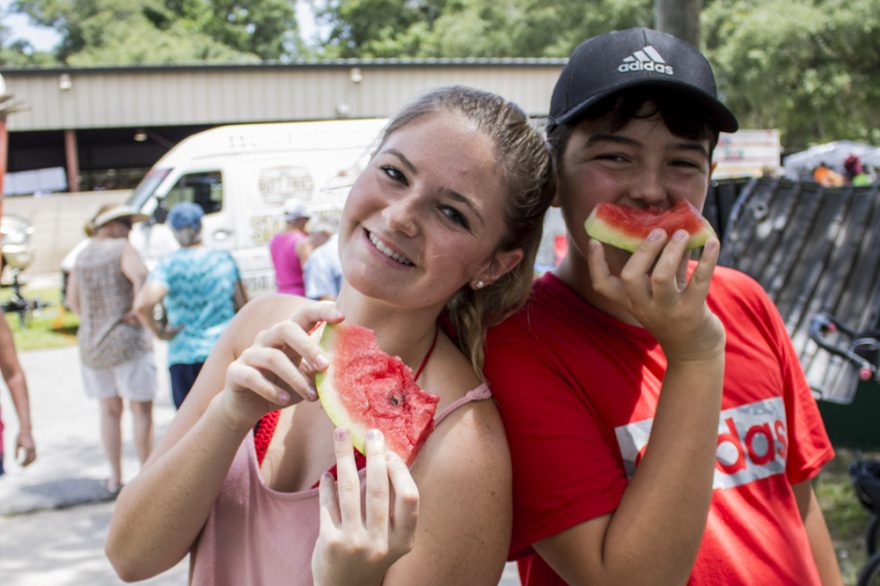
[423,334,483,404]
[416,336,508,473]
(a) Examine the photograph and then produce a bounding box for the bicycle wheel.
[858,553,880,586]
[870,514,880,557]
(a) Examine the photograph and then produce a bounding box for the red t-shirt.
[484,267,834,585]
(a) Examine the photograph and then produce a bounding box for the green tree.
[7,0,301,65]
[703,0,880,148]
[313,0,652,58]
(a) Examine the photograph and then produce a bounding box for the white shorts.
[80,351,157,402]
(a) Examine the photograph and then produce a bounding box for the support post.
[64,129,80,193]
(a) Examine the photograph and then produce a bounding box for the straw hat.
[92,205,150,229]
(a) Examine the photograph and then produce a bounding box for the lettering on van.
[250,215,287,245]
[258,166,315,203]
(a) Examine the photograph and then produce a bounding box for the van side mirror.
[152,200,169,224]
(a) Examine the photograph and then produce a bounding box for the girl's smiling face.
[339,111,522,310]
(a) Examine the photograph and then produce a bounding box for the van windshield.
[126,168,172,210]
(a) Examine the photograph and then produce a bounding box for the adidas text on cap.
[549,28,738,133]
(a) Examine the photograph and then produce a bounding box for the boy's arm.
[533,354,724,586]
[0,313,36,466]
[793,480,843,586]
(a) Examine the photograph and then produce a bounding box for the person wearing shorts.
[68,203,157,495]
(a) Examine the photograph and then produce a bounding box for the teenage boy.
[484,28,841,585]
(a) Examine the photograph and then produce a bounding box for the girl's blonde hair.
[380,86,555,373]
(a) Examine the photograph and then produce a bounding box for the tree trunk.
[654,0,703,47]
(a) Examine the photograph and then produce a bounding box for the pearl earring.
[474,280,485,290]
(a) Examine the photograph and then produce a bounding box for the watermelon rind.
[315,324,370,456]
[584,202,716,253]
[584,211,643,253]
[314,322,440,464]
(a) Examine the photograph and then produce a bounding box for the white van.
[124,118,388,296]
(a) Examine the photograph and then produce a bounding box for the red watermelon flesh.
[315,323,440,465]
[584,200,716,253]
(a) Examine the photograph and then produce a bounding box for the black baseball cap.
[549,28,738,133]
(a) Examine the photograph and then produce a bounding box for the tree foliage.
[5,0,301,65]
[703,0,880,148]
[312,0,653,58]
[2,0,879,148]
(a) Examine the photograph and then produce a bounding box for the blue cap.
[168,202,204,231]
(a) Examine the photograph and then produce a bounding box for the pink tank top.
[189,384,492,585]
[269,231,307,295]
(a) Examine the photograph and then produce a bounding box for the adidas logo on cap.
[617,45,674,76]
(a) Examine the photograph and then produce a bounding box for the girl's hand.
[312,428,420,586]
[217,301,344,429]
[589,229,725,362]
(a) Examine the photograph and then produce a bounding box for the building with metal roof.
[0,59,565,194]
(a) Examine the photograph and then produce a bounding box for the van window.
[127,167,171,210]
[163,171,223,215]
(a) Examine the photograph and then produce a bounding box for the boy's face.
[555,103,714,276]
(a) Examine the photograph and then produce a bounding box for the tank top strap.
[433,383,492,425]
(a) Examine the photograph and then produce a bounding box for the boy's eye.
[596,153,629,163]
[440,206,470,229]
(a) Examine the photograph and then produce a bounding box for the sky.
[1,1,318,53]
[2,1,60,51]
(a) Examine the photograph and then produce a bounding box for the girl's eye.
[440,206,470,229]
[381,165,406,183]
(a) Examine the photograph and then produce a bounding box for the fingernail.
[335,427,349,441]
[704,239,718,253]
[307,384,318,401]
[672,230,688,242]
[648,229,665,242]
[277,391,291,404]
[367,428,382,442]
[314,354,329,369]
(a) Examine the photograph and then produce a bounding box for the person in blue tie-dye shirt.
[135,202,247,409]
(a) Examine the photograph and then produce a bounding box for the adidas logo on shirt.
[617,45,674,76]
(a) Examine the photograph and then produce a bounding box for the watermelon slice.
[315,323,440,465]
[584,200,716,253]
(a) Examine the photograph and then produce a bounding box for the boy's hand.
[589,228,725,362]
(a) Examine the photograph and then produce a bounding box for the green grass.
[816,448,879,585]
[0,285,80,351]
